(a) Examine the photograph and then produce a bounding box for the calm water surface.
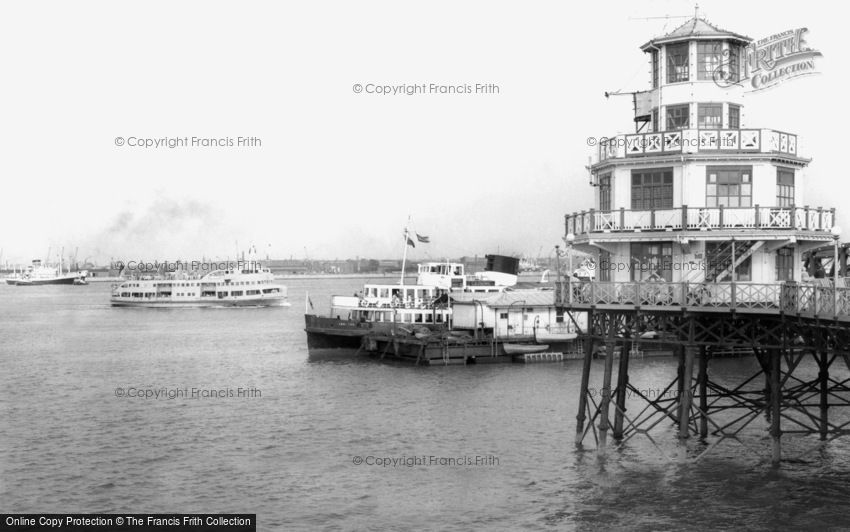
[2,278,850,531]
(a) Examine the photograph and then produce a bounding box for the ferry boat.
[304,255,520,348]
[4,259,88,286]
[110,261,288,308]
[304,254,584,364]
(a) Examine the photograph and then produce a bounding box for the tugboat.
[110,260,288,308]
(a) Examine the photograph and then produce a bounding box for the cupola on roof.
[640,16,751,51]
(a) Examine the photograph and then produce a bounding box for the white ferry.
[5,259,88,286]
[111,262,288,308]
[305,255,521,348]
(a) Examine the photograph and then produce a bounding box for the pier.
[557,279,850,462]
[563,13,846,463]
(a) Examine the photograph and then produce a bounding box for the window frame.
[666,42,690,83]
[777,167,795,207]
[698,103,723,129]
[631,168,674,210]
[728,104,740,129]
[706,166,753,208]
[697,41,723,81]
[666,104,690,130]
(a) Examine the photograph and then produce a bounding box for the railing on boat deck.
[565,205,835,236]
[555,280,850,320]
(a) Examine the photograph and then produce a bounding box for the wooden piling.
[771,348,782,464]
[819,350,829,441]
[613,338,630,440]
[679,345,695,439]
[575,311,594,446]
[698,345,708,439]
[598,317,618,454]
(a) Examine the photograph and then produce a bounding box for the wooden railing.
[565,206,835,236]
[596,128,798,162]
[555,280,850,321]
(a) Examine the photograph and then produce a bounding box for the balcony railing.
[565,206,835,236]
[596,128,798,162]
[554,280,850,321]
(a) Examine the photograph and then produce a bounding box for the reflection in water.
[1,278,849,530]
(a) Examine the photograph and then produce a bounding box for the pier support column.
[612,339,631,440]
[819,349,829,441]
[575,317,595,446]
[698,345,708,439]
[676,345,685,425]
[679,345,696,439]
[597,336,617,454]
[770,348,782,464]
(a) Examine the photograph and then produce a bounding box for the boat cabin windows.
[232,291,244,297]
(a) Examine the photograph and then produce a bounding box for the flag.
[406,237,416,248]
[308,295,314,309]
[416,233,430,243]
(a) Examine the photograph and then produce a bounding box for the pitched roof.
[640,17,751,51]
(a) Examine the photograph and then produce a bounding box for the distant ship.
[4,259,88,286]
[110,261,288,308]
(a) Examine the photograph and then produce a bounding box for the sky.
[0,0,847,265]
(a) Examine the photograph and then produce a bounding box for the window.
[728,45,740,82]
[598,174,611,211]
[631,168,673,209]
[499,312,508,319]
[598,250,611,282]
[776,248,795,281]
[706,166,752,207]
[697,41,723,80]
[667,43,689,83]
[728,104,740,129]
[777,168,795,207]
[652,108,659,132]
[651,50,659,88]
[666,104,689,130]
[630,242,673,282]
[698,103,722,129]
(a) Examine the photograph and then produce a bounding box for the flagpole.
[400,215,411,286]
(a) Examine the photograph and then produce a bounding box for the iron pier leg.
[771,348,782,464]
[575,312,594,446]
[597,335,617,454]
[819,350,829,441]
[613,338,631,440]
[676,344,685,429]
[698,345,708,439]
[679,345,695,439]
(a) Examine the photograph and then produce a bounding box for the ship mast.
[399,215,411,286]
